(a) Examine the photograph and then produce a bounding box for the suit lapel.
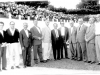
[23,29,28,38]
[34,26,41,34]
[8,29,13,36]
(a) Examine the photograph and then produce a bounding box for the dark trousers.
[52,43,60,60]
[33,44,43,63]
[77,42,87,61]
[0,46,6,69]
[22,47,31,67]
[69,42,77,59]
[60,43,68,59]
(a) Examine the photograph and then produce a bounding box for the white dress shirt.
[61,27,65,36]
[9,28,15,36]
[35,26,41,34]
[0,30,3,36]
[55,29,59,38]
[24,29,29,37]
[95,22,100,35]
[71,27,73,34]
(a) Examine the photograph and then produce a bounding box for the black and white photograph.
[0,0,100,75]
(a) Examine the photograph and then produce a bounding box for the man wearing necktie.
[69,20,77,60]
[0,22,7,71]
[59,21,69,59]
[30,19,43,64]
[85,17,96,64]
[76,18,87,61]
[20,23,32,68]
[51,23,60,60]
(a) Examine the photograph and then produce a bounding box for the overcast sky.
[1,0,100,9]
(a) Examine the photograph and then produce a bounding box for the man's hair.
[0,22,4,25]
[10,21,15,25]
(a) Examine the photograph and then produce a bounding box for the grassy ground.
[34,59,100,71]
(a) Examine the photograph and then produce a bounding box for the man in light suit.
[0,22,7,71]
[85,17,96,64]
[42,19,51,62]
[20,23,32,68]
[51,23,60,60]
[76,18,87,61]
[59,20,69,59]
[69,20,77,60]
[30,19,43,64]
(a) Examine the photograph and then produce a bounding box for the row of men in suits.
[51,16,100,65]
[68,17,100,65]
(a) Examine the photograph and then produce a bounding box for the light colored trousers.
[42,43,52,60]
[95,36,100,62]
[6,43,21,68]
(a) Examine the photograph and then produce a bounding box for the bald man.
[20,23,32,68]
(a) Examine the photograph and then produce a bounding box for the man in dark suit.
[30,20,43,64]
[20,23,32,68]
[51,23,60,60]
[59,21,69,59]
[76,18,87,61]
[69,20,77,60]
[6,21,20,69]
[0,22,7,71]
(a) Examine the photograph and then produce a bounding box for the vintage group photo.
[0,0,100,75]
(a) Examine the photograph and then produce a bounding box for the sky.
[1,0,100,9]
[49,0,81,9]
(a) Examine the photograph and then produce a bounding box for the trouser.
[60,43,68,59]
[42,43,51,60]
[52,43,60,60]
[22,47,31,66]
[77,42,87,61]
[33,44,43,62]
[69,42,77,59]
[8,43,20,67]
[95,36,100,62]
[0,46,6,69]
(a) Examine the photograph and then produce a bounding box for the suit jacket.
[42,26,51,43]
[76,25,87,43]
[20,29,32,48]
[59,27,69,43]
[30,26,42,45]
[85,24,95,44]
[6,29,19,43]
[0,31,7,44]
[69,26,77,44]
[51,29,60,46]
